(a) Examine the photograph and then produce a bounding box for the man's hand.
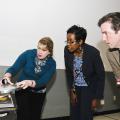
[116,78,120,85]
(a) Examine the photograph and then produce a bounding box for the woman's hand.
[70,89,77,106]
[92,99,97,109]
[0,73,13,86]
[16,80,36,89]
[92,99,104,110]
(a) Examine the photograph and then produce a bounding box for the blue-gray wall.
[0,66,120,119]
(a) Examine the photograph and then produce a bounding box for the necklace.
[34,56,49,73]
[74,48,83,58]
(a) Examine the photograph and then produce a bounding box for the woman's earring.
[79,40,83,45]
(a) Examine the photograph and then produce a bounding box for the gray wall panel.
[0,66,120,119]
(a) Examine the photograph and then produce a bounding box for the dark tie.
[109,48,119,51]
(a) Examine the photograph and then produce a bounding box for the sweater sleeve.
[6,50,27,76]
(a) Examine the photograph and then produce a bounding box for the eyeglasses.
[65,40,77,45]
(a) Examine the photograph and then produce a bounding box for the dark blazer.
[64,43,105,99]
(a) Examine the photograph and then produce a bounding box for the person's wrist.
[30,80,36,87]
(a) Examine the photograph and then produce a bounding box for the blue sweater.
[6,49,56,89]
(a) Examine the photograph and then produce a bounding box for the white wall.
[0,0,120,70]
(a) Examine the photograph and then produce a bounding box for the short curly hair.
[67,25,87,44]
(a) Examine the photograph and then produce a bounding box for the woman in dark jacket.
[64,25,105,120]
